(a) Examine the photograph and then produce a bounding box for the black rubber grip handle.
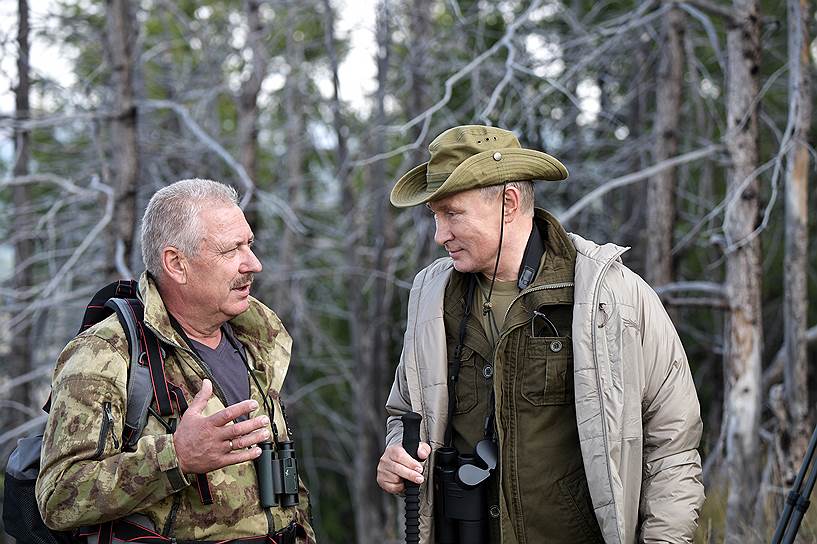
[401,412,422,544]
[401,411,422,461]
[404,485,421,544]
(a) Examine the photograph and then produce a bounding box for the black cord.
[483,182,508,316]
[223,330,281,445]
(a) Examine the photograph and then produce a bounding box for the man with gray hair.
[36,179,316,543]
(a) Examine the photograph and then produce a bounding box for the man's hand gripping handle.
[402,412,422,544]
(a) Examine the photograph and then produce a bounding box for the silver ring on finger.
[228,439,234,451]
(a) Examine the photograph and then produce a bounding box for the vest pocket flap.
[522,336,573,406]
[452,347,479,414]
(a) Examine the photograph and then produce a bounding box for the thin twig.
[559,144,723,224]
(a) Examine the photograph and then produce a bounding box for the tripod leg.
[773,418,817,544]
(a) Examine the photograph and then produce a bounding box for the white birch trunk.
[723,0,763,539]
[782,0,811,477]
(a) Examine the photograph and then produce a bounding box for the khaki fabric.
[474,276,518,345]
[36,273,316,542]
[390,125,568,208]
[385,209,705,544]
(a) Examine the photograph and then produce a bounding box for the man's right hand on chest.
[174,379,269,474]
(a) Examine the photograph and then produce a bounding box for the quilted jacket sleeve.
[636,277,705,543]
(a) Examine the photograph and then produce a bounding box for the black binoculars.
[434,440,497,544]
[255,440,300,508]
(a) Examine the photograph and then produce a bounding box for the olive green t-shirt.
[474,275,519,346]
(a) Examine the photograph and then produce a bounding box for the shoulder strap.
[44,281,142,414]
[106,298,214,505]
[79,280,139,334]
[105,298,175,449]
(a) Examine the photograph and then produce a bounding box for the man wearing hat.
[376,125,704,543]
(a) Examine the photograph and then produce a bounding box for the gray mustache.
[231,274,254,289]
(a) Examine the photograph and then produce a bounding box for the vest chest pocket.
[453,346,479,414]
[522,336,573,406]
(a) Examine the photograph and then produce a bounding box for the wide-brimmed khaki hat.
[390,125,568,208]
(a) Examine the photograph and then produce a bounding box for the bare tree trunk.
[406,0,436,269]
[9,0,33,431]
[279,3,306,331]
[105,0,140,279]
[723,1,763,539]
[316,0,386,540]
[781,0,812,483]
[238,0,267,231]
[646,2,684,286]
[361,3,397,541]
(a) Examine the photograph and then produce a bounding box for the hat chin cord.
[482,182,507,316]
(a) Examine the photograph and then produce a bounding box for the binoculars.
[255,440,300,508]
[434,439,497,544]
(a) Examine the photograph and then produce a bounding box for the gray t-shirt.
[190,327,250,416]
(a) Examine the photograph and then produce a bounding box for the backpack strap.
[80,280,140,333]
[43,281,143,415]
[104,298,174,449]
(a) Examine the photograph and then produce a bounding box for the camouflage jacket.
[35,273,316,542]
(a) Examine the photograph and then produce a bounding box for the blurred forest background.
[0,0,815,542]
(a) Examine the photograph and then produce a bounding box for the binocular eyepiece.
[434,441,497,544]
[256,440,300,508]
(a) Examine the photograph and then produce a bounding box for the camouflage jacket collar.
[137,272,292,391]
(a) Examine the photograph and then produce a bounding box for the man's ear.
[503,186,522,220]
[161,247,187,285]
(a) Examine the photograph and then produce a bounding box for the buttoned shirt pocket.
[454,346,479,414]
[521,336,573,406]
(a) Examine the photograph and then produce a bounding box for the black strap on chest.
[517,221,545,290]
[444,274,477,447]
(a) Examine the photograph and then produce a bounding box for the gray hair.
[479,180,535,215]
[140,178,239,279]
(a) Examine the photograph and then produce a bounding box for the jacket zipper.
[495,281,575,358]
[95,401,120,459]
[162,494,182,536]
[589,247,628,544]
[502,281,575,325]
[491,280,575,541]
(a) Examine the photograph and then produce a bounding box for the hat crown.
[425,126,521,191]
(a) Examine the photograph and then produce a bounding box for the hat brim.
[389,148,568,208]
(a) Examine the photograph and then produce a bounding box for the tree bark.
[279,2,306,331]
[646,2,685,286]
[723,0,763,539]
[9,0,33,431]
[363,2,398,540]
[237,0,267,230]
[104,0,140,279]
[406,0,436,270]
[781,0,811,483]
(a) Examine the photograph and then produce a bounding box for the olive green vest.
[443,211,603,544]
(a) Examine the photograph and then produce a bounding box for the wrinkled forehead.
[198,204,253,243]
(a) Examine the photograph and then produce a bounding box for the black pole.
[402,412,422,544]
[771,420,817,543]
